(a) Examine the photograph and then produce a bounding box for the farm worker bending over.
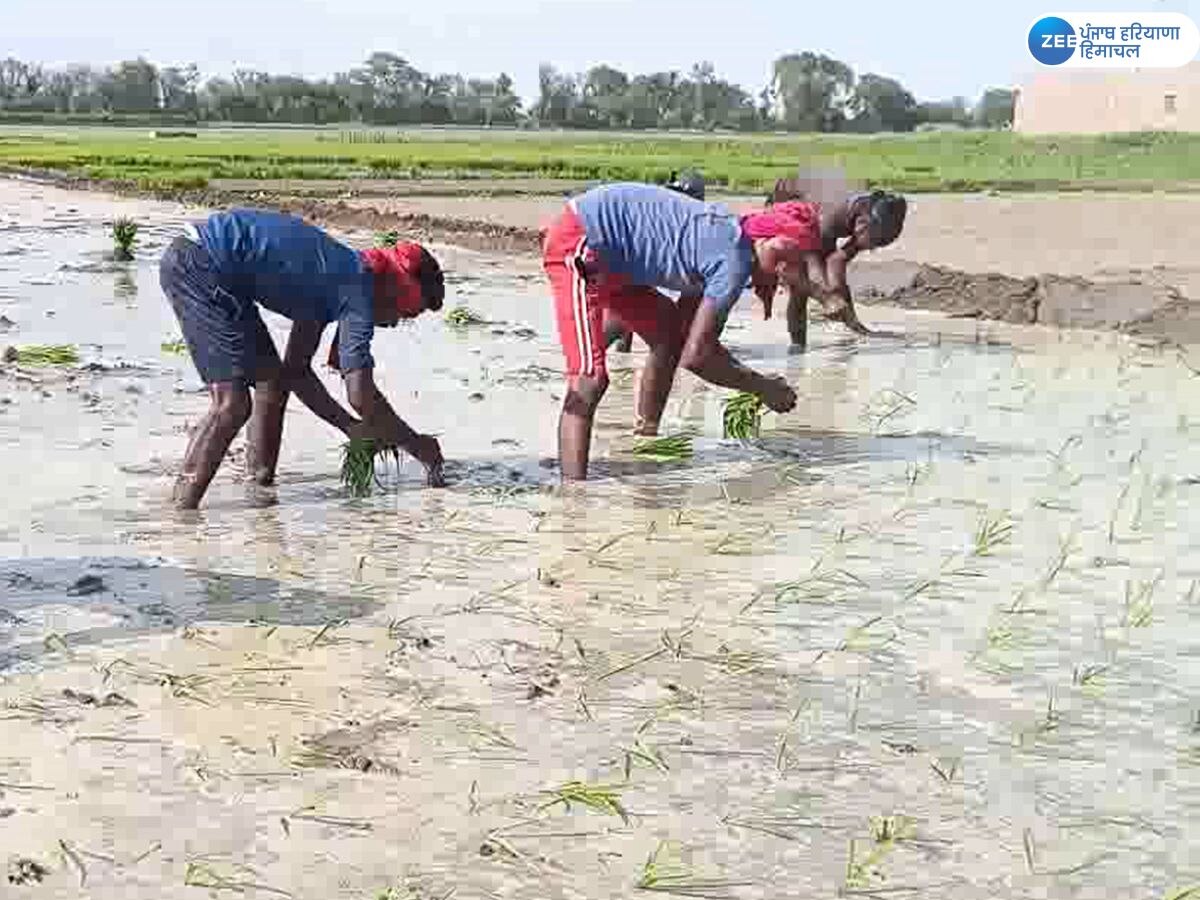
[159,208,447,510]
[766,180,908,348]
[604,168,707,355]
[542,181,808,481]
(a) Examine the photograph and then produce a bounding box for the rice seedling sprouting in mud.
[111,217,138,261]
[636,840,752,895]
[972,510,1013,556]
[340,436,401,497]
[160,338,187,355]
[374,230,401,248]
[539,781,629,823]
[843,815,916,890]
[3,344,79,367]
[722,391,764,440]
[631,433,693,462]
[445,306,486,329]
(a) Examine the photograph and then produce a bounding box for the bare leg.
[629,293,685,435]
[633,340,680,436]
[246,373,288,486]
[787,292,809,349]
[174,382,252,509]
[558,373,608,481]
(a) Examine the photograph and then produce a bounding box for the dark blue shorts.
[159,235,280,386]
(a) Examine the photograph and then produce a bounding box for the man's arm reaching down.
[679,302,797,413]
[281,321,360,435]
[344,367,445,486]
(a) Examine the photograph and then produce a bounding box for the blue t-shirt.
[197,208,376,372]
[572,183,754,321]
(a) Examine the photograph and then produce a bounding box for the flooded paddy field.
[1,177,1199,899]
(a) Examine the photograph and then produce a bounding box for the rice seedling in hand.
[112,217,138,261]
[3,344,79,366]
[722,391,764,439]
[445,306,486,329]
[631,433,693,462]
[339,436,400,497]
[374,230,401,248]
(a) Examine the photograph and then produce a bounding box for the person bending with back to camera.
[766,179,908,348]
[603,169,707,355]
[159,207,447,510]
[541,181,812,481]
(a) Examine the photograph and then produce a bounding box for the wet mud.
[1,176,1199,900]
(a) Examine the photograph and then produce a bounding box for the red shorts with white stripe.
[542,205,678,378]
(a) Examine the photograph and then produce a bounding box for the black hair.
[665,169,706,201]
[417,247,445,311]
[858,190,907,247]
[767,177,804,206]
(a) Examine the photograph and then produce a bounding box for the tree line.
[0,52,1015,131]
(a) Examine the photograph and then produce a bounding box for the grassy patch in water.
[3,344,79,366]
[160,339,187,355]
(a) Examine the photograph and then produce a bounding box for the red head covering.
[326,242,430,371]
[740,201,822,251]
[360,242,427,316]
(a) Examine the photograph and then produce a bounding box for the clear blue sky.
[2,0,1195,105]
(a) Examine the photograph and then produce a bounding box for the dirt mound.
[856,262,1195,339]
[860,264,1040,324]
[278,198,545,255]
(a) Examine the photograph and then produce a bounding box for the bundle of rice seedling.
[374,230,401,248]
[112,218,138,260]
[3,344,79,366]
[723,391,764,439]
[340,437,400,497]
[631,432,693,462]
[445,306,486,329]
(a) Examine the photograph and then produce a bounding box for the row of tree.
[0,52,1015,131]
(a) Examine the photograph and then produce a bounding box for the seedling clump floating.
[112,217,139,261]
[631,433,693,461]
[3,344,79,366]
[445,306,486,329]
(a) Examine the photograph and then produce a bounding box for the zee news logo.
[1028,11,1200,67]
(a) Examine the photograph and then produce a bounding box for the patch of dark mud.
[757,427,1025,466]
[276,198,543,256]
[0,556,381,671]
[856,263,1040,324]
[854,260,1193,336]
[0,315,14,332]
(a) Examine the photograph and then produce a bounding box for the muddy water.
[1,178,1199,900]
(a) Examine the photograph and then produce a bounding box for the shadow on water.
[0,556,380,672]
[113,269,138,302]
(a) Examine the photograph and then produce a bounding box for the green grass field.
[1,124,1198,194]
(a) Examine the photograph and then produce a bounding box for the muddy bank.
[850,261,1200,342]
